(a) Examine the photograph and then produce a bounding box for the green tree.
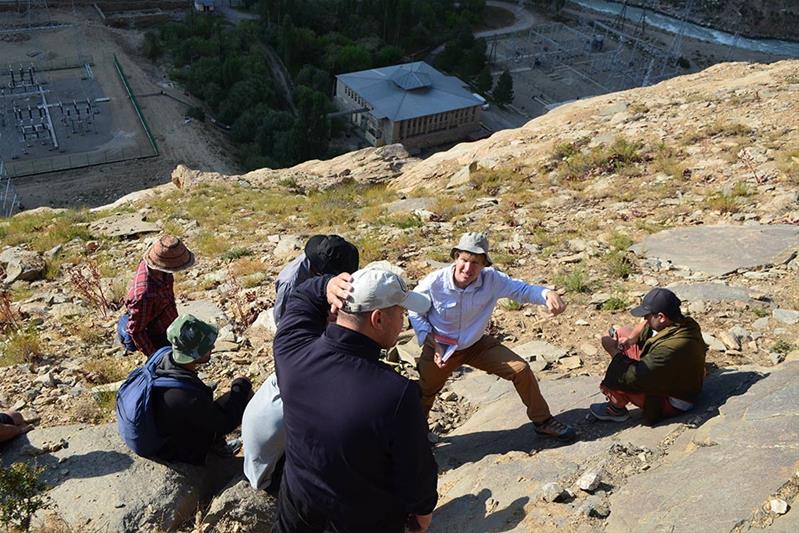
[296,64,330,93]
[333,44,372,74]
[374,45,404,67]
[475,67,493,94]
[142,32,163,60]
[289,87,330,162]
[493,69,514,105]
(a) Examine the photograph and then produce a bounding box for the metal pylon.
[614,1,630,32]
[667,0,695,60]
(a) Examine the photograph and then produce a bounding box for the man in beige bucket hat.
[409,232,577,441]
[117,235,196,356]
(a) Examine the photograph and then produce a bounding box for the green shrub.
[751,306,770,318]
[602,296,628,311]
[0,328,43,367]
[605,251,634,279]
[222,247,254,261]
[385,214,424,229]
[555,136,642,181]
[555,269,590,293]
[705,192,739,213]
[0,463,50,531]
[772,339,794,354]
[498,298,522,311]
[607,231,633,252]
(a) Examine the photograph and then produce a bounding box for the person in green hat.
[150,314,252,464]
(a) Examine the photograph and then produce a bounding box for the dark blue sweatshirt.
[274,276,438,532]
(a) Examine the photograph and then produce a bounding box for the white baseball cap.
[343,268,430,314]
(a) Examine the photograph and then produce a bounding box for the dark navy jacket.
[274,276,438,532]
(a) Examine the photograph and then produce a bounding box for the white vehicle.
[472,92,490,110]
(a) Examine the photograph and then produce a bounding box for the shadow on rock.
[35,450,135,488]
[431,488,528,533]
[436,368,766,472]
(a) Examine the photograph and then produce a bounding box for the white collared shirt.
[409,265,549,350]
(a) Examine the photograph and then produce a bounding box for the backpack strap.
[145,346,173,371]
[145,347,207,392]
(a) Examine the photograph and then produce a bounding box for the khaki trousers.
[418,334,551,423]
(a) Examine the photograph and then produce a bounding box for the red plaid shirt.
[125,260,178,356]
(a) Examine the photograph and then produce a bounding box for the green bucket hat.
[167,314,218,364]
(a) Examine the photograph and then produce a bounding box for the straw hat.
[144,235,196,273]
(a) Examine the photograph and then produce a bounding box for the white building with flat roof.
[335,62,484,149]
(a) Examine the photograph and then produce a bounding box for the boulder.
[1,424,242,532]
[273,235,305,261]
[772,309,799,325]
[178,300,229,327]
[576,469,603,492]
[447,162,477,189]
[202,476,277,531]
[0,247,46,284]
[362,260,406,279]
[248,308,277,337]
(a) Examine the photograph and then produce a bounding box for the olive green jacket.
[603,317,708,402]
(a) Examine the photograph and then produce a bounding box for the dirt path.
[264,46,296,113]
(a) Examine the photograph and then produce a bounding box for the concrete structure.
[194,0,215,12]
[335,62,484,150]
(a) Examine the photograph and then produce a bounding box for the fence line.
[113,53,159,156]
[1,163,19,217]
[4,54,95,72]
[3,145,157,178]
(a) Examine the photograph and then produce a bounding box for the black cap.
[304,235,359,275]
[630,288,684,321]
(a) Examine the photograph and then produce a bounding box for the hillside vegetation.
[1,59,798,430]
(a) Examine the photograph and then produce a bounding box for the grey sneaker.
[590,402,630,422]
[534,417,577,441]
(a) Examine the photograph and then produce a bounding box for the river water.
[571,0,799,57]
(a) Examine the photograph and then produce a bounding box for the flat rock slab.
[434,365,774,532]
[630,225,799,276]
[1,423,241,531]
[668,282,757,303]
[383,197,435,214]
[512,340,567,363]
[607,362,799,533]
[178,299,229,327]
[88,213,161,239]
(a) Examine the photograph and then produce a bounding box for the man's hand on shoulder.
[326,273,353,316]
[545,290,567,316]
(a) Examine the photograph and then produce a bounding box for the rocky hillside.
[627,0,799,41]
[1,59,798,531]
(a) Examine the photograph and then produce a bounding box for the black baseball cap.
[630,288,684,321]
[305,235,359,275]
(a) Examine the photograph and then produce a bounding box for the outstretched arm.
[493,270,567,316]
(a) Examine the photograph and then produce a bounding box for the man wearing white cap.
[273,268,438,533]
[409,232,576,441]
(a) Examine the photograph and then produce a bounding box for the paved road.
[476,0,538,39]
[431,1,539,55]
